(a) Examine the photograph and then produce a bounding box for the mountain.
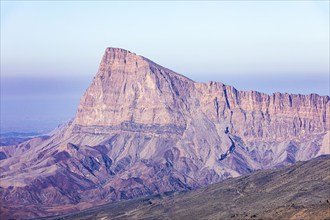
[0,132,48,146]
[46,155,330,220]
[0,48,329,219]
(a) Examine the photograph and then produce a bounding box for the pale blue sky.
[1,1,329,133]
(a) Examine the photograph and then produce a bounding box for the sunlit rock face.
[0,48,329,219]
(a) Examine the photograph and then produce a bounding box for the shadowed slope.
[47,155,330,220]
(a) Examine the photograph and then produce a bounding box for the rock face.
[0,48,329,219]
[75,48,192,127]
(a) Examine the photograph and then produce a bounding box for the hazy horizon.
[1,1,329,133]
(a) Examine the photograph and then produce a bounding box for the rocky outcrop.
[75,48,193,127]
[0,48,329,219]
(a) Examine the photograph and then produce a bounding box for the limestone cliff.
[76,48,328,142]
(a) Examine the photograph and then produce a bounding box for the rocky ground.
[44,155,330,220]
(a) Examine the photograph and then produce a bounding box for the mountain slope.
[0,48,329,219]
[47,155,330,220]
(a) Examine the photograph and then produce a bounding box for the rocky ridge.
[0,48,329,219]
[46,155,330,220]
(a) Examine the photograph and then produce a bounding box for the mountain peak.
[99,47,141,71]
[99,47,193,82]
[76,47,194,127]
[105,47,133,53]
[103,47,135,61]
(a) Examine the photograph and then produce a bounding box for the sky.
[1,1,329,133]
